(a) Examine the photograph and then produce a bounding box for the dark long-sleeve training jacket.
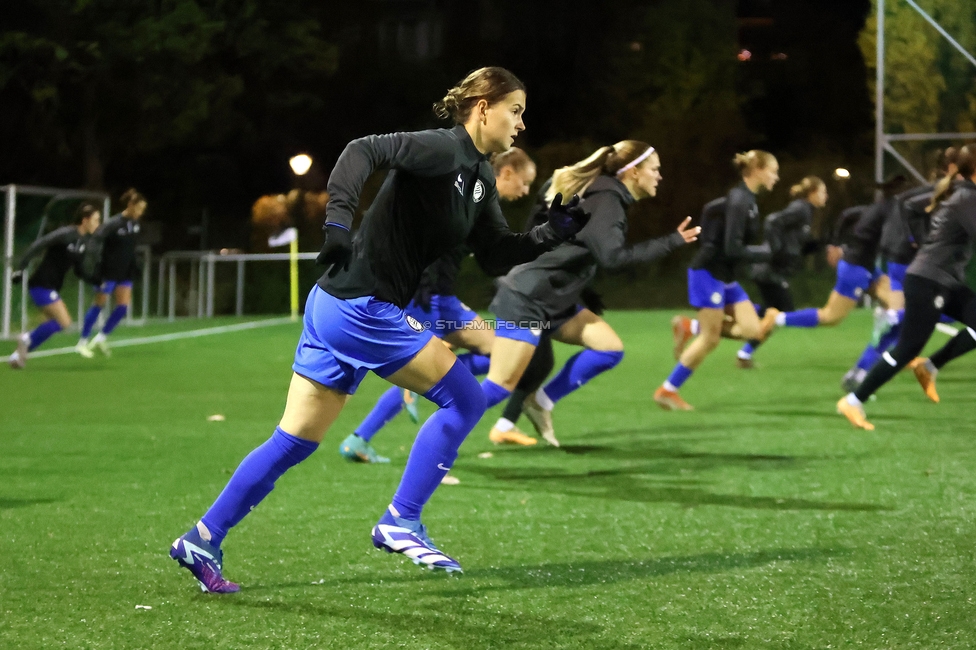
[17,226,88,291]
[319,124,564,308]
[751,198,815,284]
[841,197,896,270]
[689,182,770,282]
[497,174,686,315]
[95,214,141,280]
[881,184,934,265]
[907,179,976,288]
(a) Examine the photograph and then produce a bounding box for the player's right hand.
[316,224,353,277]
[546,193,591,241]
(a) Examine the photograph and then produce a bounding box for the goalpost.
[1,184,111,340]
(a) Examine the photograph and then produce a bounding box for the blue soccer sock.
[456,352,491,376]
[390,361,485,520]
[354,386,406,442]
[782,308,819,328]
[663,363,693,392]
[481,378,511,408]
[81,305,102,338]
[28,320,62,351]
[855,345,881,371]
[100,304,128,335]
[738,341,757,359]
[542,349,623,404]
[200,427,318,548]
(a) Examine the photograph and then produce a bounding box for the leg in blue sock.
[481,378,511,409]
[100,304,128,335]
[782,308,819,328]
[456,352,491,376]
[542,349,623,404]
[200,427,318,548]
[354,386,405,442]
[81,305,102,338]
[28,320,63,351]
[389,361,486,520]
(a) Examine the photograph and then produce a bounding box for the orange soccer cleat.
[836,396,875,431]
[654,386,694,411]
[909,357,940,403]
[488,426,538,446]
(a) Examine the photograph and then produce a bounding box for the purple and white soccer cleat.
[371,505,463,573]
[170,525,240,593]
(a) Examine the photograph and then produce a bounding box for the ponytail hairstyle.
[733,150,777,177]
[790,175,825,200]
[433,67,526,124]
[119,188,146,208]
[930,144,976,212]
[490,147,533,176]
[546,140,654,202]
[75,202,100,224]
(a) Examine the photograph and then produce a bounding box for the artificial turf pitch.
[1,311,974,649]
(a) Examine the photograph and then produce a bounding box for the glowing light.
[737,49,752,62]
[833,168,851,180]
[289,154,313,176]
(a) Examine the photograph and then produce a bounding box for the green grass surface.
[2,311,975,649]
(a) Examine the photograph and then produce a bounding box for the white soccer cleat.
[75,340,94,359]
[88,334,111,357]
[522,393,559,447]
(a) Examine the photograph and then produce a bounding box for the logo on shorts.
[473,180,485,203]
[934,295,945,309]
[49,291,57,301]
[854,287,863,298]
[710,292,722,305]
[530,326,542,337]
[406,315,425,332]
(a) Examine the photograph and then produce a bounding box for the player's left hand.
[546,193,591,241]
[676,217,700,243]
[316,224,353,277]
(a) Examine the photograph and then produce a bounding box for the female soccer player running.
[78,189,147,356]
[735,176,828,368]
[838,145,976,430]
[8,204,101,368]
[657,150,778,410]
[481,141,699,446]
[169,67,589,591]
[339,147,538,463]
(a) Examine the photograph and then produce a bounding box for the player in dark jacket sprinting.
[169,67,589,591]
[735,176,828,368]
[8,203,101,368]
[838,145,976,429]
[78,188,147,356]
[657,150,778,411]
[480,141,699,446]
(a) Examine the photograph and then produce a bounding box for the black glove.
[546,193,590,241]
[315,224,353,277]
[11,270,24,284]
[580,287,605,316]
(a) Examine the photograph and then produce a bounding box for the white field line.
[27,317,295,358]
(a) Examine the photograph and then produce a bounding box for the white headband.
[615,147,655,176]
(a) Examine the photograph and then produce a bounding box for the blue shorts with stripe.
[403,295,479,339]
[292,286,434,395]
[687,268,751,309]
[833,260,877,300]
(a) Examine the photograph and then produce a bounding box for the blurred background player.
[168,67,589,591]
[8,203,101,368]
[659,150,778,410]
[339,147,538,463]
[838,145,976,430]
[735,175,828,368]
[482,141,698,446]
[78,188,147,356]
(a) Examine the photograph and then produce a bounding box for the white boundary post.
[3,185,15,339]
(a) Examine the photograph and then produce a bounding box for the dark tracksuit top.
[18,226,89,291]
[319,124,563,309]
[907,180,976,289]
[689,182,770,283]
[882,185,934,266]
[497,174,686,316]
[414,246,468,301]
[841,197,898,271]
[751,198,815,286]
[95,214,142,281]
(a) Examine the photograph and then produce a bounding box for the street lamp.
[833,168,851,181]
[289,154,312,176]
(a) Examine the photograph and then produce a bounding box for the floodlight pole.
[876,0,976,192]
